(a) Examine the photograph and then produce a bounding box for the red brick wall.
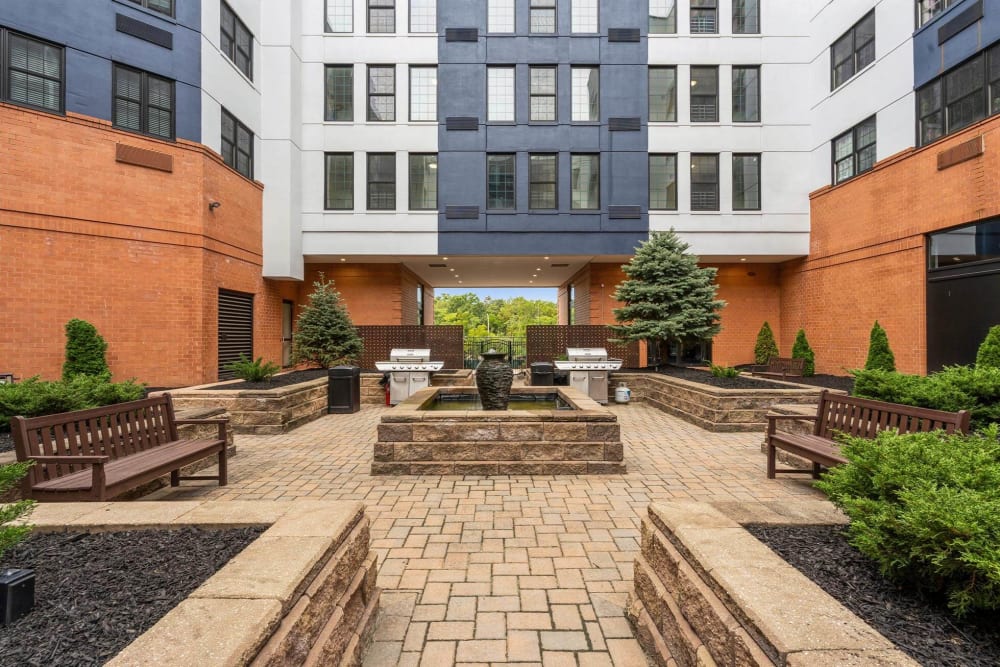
[301,263,407,325]
[712,264,781,367]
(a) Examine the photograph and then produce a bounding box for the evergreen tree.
[754,322,779,365]
[62,319,110,380]
[292,276,364,368]
[864,320,896,372]
[975,325,1000,369]
[610,231,726,359]
[791,329,816,376]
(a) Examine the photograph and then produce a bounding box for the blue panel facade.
[914,0,1000,87]
[0,0,202,141]
[437,0,649,257]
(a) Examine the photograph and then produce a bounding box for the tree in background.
[976,325,1000,369]
[293,275,363,368]
[434,294,557,337]
[754,322,779,365]
[610,230,725,359]
[864,321,896,372]
[791,329,816,376]
[62,319,110,380]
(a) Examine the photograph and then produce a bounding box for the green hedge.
[0,375,146,431]
[816,427,1000,616]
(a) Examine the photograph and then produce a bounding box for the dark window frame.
[649,153,678,211]
[530,0,558,34]
[649,66,677,122]
[690,153,719,211]
[112,62,176,140]
[529,153,559,210]
[917,0,960,28]
[324,152,355,210]
[690,65,719,123]
[408,152,438,211]
[570,153,600,211]
[917,45,1000,147]
[529,65,557,122]
[128,0,174,18]
[368,0,396,33]
[732,0,759,34]
[832,115,876,185]
[367,64,396,122]
[221,1,254,81]
[487,153,517,211]
[830,10,875,91]
[367,152,397,210]
[690,0,718,35]
[1,28,66,114]
[732,153,761,211]
[221,107,254,179]
[325,64,354,121]
[732,65,760,123]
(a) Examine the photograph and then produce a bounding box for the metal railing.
[463,337,528,369]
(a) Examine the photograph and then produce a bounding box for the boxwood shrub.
[0,375,146,431]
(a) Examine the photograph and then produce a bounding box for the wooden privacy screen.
[525,326,639,368]
[356,326,464,370]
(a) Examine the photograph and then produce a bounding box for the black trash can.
[530,362,554,386]
[328,366,361,413]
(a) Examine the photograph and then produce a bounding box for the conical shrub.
[754,322,779,365]
[864,321,896,372]
[791,329,815,376]
[975,325,1000,369]
[62,319,110,380]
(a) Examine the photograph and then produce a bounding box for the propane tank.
[614,382,631,404]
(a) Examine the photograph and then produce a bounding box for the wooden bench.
[751,356,805,380]
[11,394,228,501]
[766,390,970,479]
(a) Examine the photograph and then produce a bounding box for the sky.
[435,287,559,302]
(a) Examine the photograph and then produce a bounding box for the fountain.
[475,349,513,410]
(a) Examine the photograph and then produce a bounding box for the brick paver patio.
[148,403,824,666]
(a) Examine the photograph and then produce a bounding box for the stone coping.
[160,376,328,398]
[385,385,615,422]
[613,372,834,397]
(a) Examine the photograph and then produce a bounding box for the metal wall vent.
[550,263,570,268]
[445,206,480,219]
[608,28,640,42]
[446,28,479,42]
[428,263,448,268]
[608,205,642,219]
[609,117,641,131]
[446,116,479,131]
[116,13,173,49]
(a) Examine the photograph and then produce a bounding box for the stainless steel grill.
[375,348,444,405]
[553,348,622,404]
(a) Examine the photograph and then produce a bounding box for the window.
[325,153,354,210]
[409,0,436,32]
[409,153,437,210]
[918,46,1000,146]
[128,0,173,17]
[488,0,515,32]
[732,154,760,210]
[732,0,758,34]
[531,0,557,34]
[416,285,425,325]
[832,116,876,184]
[325,65,354,121]
[690,154,719,211]
[918,0,960,27]
[572,0,598,33]
[530,154,558,210]
[917,81,943,146]
[649,154,677,210]
[368,0,395,33]
[732,66,760,122]
[530,66,557,121]
[220,2,253,80]
[325,0,353,32]
[649,0,676,34]
[488,66,515,121]
[367,65,395,121]
[221,108,253,179]
[367,153,396,209]
[690,66,718,122]
[831,11,874,90]
[572,67,599,122]
[991,46,1000,115]
[113,64,174,139]
[487,154,516,210]
[409,66,437,121]
[690,0,717,34]
[570,154,599,210]
[3,30,64,113]
[649,67,677,122]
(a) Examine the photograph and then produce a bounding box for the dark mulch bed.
[653,366,793,390]
[745,523,1000,667]
[197,368,327,391]
[0,431,12,454]
[0,527,264,667]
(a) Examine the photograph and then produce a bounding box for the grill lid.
[375,361,445,372]
[389,348,431,362]
[554,360,623,371]
[566,347,609,361]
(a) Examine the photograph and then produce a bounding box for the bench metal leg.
[170,469,180,487]
[812,462,823,479]
[218,448,228,486]
[766,442,776,479]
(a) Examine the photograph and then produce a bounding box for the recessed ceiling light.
[340,258,346,262]
[529,280,534,284]
[740,258,747,262]
[449,268,455,271]
[544,256,550,260]
[535,267,542,271]
[458,280,463,284]
[532,274,537,277]
[442,257,448,260]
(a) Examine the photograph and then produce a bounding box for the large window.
[128,0,173,17]
[649,154,677,210]
[690,153,719,211]
[488,0,515,32]
[732,0,759,34]
[832,116,876,184]
[572,0,598,33]
[325,153,354,209]
[2,29,64,113]
[572,67,599,122]
[732,154,760,210]
[690,66,718,122]
[649,0,676,34]
[409,153,437,210]
[732,66,760,122]
[530,154,558,210]
[325,0,353,32]
[487,154,516,210]
[409,66,437,121]
[530,66,557,122]
[368,0,395,33]
[367,65,395,121]
[409,0,436,32]
[488,66,515,121]
[649,67,677,122]
[113,64,174,139]
[221,2,253,80]
[918,0,960,27]
[367,153,396,210]
[571,154,600,210]
[221,108,253,179]
[918,46,1000,146]
[531,0,557,34]
[325,65,353,121]
[831,11,875,90]
[690,0,718,34]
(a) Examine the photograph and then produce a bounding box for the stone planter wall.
[758,402,820,471]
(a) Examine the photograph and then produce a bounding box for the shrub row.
[0,375,146,431]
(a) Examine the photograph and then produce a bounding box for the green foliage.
[293,276,364,369]
[224,355,281,382]
[852,366,1000,431]
[864,321,896,372]
[0,461,35,560]
[433,293,557,337]
[610,231,726,351]
[710,364,741,378]
[0,375,145,431]
[816,427,1000,616]
[62,319,110,380]
[754,322,779,365]
[791,329,815,376]
[976,325,1000,369]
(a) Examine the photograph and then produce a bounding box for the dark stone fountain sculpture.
[475,350,513,410]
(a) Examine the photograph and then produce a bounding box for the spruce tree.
[292,276,364,368]
[864,320,896,372]
[610,231,726,360]
[62,319,110,380]
[754,322,779,365]
[975,325,1000,369]
[791,329,816,376]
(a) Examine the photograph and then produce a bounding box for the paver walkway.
[149,403,824,666]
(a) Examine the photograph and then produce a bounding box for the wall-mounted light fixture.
[208,200,222,211]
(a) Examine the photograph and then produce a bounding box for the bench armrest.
[766,413,817,436]
[30,455,110,464]
[175,417,229,442]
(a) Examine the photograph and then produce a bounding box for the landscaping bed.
[746,523,1000,667]
[0,527,264,667]
[197,368,327,391]
[0,431,12,454]
[656,365,791,389]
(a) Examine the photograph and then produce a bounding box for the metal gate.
[218,289,254,379]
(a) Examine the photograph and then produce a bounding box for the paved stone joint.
[149,403,823,666]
